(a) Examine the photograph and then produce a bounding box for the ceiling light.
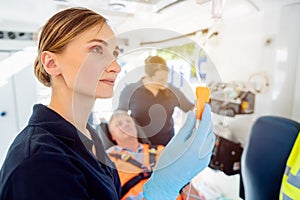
[109,3,126,11]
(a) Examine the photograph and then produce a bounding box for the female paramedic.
[0,7,215,200]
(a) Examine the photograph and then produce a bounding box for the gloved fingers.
[199,104,212,125]
[193,104,212,145]
[172,111,196,144]
[155,112,196,170]
[198,131,216,159]
[197,149,214,169]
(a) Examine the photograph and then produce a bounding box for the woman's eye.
[113,50,119,58]
[91,45,103,54]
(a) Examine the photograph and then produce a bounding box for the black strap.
[109,153,145,169]
[121,171,152,197]
[109,145,158,170]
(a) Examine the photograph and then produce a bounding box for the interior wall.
[272,3,300,121]
[292,38,300,122]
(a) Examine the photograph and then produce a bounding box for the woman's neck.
[48,89,95,139]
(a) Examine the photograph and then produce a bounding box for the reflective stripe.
[280,133,300,200]
[282,192,293,200]
[280,173,300,200]
[287,170,300,188]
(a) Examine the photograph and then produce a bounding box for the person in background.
[0,7,215,200]
[117,55,194,146]
[107,110,205,200]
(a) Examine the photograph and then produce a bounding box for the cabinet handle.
[1,111,7,117]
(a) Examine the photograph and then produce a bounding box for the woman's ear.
[41,51,61,76]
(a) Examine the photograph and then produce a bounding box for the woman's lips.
[100,79,115,86]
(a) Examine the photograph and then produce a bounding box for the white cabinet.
[0,77,18,166]
[0,66,36,167]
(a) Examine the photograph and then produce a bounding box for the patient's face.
[109,114,138,143]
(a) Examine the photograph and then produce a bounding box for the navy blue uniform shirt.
[0,104,121,200]
[117,80,194,146]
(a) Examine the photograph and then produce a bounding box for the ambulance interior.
[1,0,300,199]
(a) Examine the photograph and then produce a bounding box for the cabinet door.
[0,66,37,167]
[13,65,37,130]
[0,79,18,166]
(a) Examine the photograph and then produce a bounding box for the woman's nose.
[107,60,121,73]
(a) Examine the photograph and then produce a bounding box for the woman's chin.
[95,92,113,99]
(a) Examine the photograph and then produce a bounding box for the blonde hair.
[34,7,106,87]
[144,55,168,77]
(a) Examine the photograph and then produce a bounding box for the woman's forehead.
[96,23,116,43]
[72,23,117,47]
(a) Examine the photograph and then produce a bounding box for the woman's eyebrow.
[87,39,108,46]
[88,39,120,52]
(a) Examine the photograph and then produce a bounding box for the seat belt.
[108,153,145,169]
[109,145,158,198]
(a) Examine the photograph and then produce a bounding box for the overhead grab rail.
[140,28,218,46]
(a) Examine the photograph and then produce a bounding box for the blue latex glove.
[143,104,215,200]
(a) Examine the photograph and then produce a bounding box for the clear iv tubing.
[186,17,222,200]
[194,24,219,86]
[193,23,218,121]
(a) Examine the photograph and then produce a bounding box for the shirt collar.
[28,104,94,150]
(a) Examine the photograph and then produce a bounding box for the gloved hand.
[143,104,215,200]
